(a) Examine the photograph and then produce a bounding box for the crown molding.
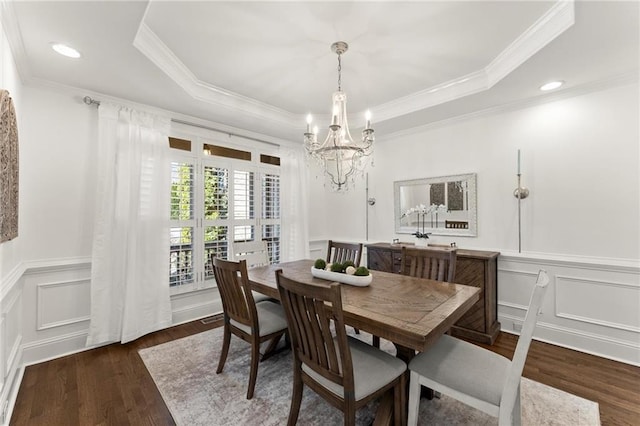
[21,76,298,146]
[0,0,30,85]
[485,0,575,86]
[375,0,575,123]
[381,70,638,141]
[133,22,299,128]
[374,71,488,122]
[134,1,575,131]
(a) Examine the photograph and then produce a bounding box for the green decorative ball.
[314,259,327,269]
[354,266,370,276]
[331,263,345,273]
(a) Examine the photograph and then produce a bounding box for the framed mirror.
[394,173,477,237]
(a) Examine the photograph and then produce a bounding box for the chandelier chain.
[337,53,342,91]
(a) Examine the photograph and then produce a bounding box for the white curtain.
[280,146,310,261]
[87,103,172,346]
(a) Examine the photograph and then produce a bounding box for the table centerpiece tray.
[310,267,372,287]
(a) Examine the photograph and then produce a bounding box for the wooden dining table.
[247,259,481,425]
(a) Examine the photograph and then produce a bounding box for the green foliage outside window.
[170,163,231,243]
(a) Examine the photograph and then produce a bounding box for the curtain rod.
[83,96,280,147]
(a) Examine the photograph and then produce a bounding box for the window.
[169,137,281,293]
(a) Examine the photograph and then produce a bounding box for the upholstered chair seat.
[302,336,407,401]
[230,300,288,337]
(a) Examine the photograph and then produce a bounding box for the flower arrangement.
[402,203,447,237]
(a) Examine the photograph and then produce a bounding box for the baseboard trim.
[21,330,91,367]
[171,300,221,327]
[499,314,640,367]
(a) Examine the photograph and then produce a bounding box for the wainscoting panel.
[2,289,21,384]
[498,253,640,366]
[556,275,640,333]
[0,266,23,426]
[36,279,90,331]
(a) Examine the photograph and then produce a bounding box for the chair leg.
[372,335,381,348]
[288,366,303,426]
[407,371,422,426]
[247,338,260,399]
[216,324,231,374]
[499,384,521,426]
[344,399,356,426]
[393,374,405,426]
[513,385,522,426]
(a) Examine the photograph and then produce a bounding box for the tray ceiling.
[3,1,638,141]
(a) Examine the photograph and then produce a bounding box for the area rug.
[139,328,601,425]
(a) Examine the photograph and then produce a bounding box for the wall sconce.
[514,149,530,253]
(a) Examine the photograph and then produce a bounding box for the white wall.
[372,82,639,259]
[310,81,639,259]
[309,80,640,365]
[19,88,97,262]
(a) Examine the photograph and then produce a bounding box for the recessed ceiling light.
[51,43,81,59]
[539,81,564,91]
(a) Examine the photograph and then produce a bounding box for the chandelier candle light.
[304,41,374,191]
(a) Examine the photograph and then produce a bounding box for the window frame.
[169,134,281,295]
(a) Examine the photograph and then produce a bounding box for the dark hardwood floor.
[10,319,640,425]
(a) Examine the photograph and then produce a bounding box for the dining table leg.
[373,342,431,426]
[374,341,439,426]
[394,343,434,399]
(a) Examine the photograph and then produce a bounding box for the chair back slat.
[276,271,353,390]
[401,246,457,283]
[211,257,258,330]
[326,240,363,267]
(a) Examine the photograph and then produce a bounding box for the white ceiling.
[3,1,639,142]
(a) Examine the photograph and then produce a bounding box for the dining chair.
[400,246,457,283]
[211,257,288,399]
[234,239,270,267]
[275,270,407,426]
[326,240,363,267]
[233,239,272,303]
[371,246,458,348]
[326,240,363,337]
[407,269,550,426]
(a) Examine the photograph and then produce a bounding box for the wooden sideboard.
[366,242,500,344]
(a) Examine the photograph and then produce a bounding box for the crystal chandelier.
[304,41,374,191]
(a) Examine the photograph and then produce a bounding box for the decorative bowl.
[310,267,372,287]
